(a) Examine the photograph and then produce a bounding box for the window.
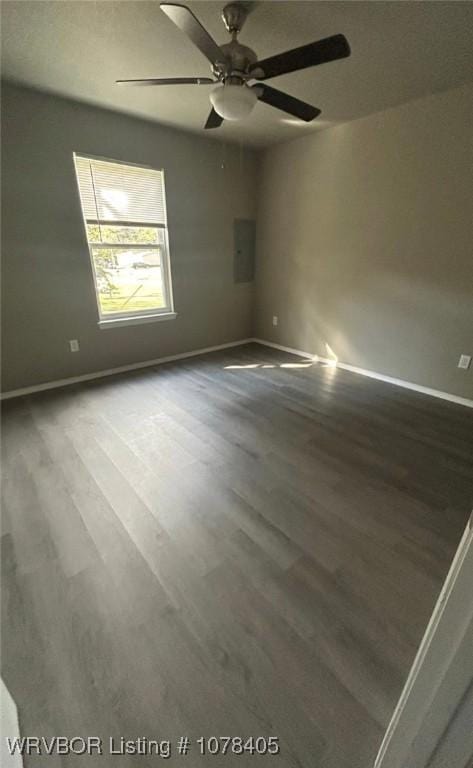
[74,154,174,325]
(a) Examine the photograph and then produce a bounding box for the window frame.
[73,153,176,326]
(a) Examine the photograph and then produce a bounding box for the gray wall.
[3,82,472,399]
[1,83,258,391]
[255,83,473,399]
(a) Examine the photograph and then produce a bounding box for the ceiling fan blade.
[116,77,216,86]
[251,34,350,80]
[204,108,224,129]
[254,84,320,122]
[160,3,224,66]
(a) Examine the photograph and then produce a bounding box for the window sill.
[98,312,177,329]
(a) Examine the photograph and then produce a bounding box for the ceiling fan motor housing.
[216,40,257,82]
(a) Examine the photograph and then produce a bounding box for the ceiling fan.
[116,2,351,128]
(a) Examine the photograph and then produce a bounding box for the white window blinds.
[74,155,167,226]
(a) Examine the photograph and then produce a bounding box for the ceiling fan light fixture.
[209,83,257,121]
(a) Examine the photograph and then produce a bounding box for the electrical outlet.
[272,315,278,327]
[69,339,80,353]
[458,354,471,370]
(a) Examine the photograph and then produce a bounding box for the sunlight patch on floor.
[224,361,316,370]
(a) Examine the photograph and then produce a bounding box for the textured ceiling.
[2,1,473,147]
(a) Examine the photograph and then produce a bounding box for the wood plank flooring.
[2,342,472,767]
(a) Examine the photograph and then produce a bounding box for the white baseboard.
[3,337,472,409]
[0,339,254,400]
[250,339,316,360]
[253,338,473,409]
